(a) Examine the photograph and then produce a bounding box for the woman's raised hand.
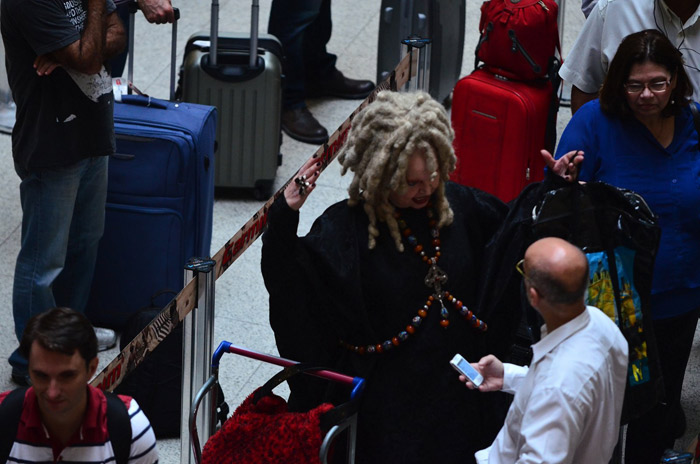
[541,149,584,183]
[284,155,322,211]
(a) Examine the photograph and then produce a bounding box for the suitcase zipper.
[508,29,541,74]
[538,0,549,11]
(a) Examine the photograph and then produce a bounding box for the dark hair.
[599,29,692,118]
[19,307,97,367]
[526,260,589,306]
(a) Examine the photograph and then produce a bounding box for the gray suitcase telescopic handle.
[209,0,259,68]
[127,2,181,100]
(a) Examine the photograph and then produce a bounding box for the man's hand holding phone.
[453,354,505,392]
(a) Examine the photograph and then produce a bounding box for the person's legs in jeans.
[302,0,336,83]
[52,156,107,313]
[300,0,373,100]
[268,0,325,110]
[10,157,108,372]
[268,0,371,144]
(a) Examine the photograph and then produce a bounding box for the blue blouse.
[555,99,700,320]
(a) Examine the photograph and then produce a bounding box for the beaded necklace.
[341,206,487,355]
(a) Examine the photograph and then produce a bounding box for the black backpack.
[113,290,183,438]
[0,387,131,464]
[479,177,664,425]
[529,181,664,425]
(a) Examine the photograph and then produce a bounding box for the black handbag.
[530,181,664,424]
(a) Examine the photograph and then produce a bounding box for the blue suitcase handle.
[120,94,169,110]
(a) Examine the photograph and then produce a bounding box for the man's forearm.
[103,11,126,61]
[76,0,107,72]
[570,85,597,115]
[48,0,108,74]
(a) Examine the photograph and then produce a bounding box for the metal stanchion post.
[555,0,572,108]
[555,0,566,47]
[180,258,216,464]
[127,2,136,95]
[0,12,16,133]
[400,37,432,93]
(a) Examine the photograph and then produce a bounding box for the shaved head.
[524,237,589,306]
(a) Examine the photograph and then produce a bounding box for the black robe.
[262,182,514,463]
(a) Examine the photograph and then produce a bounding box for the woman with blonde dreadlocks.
[262,91,512,463]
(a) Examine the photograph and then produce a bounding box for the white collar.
[531,307,591,364]
[658,0,700,29]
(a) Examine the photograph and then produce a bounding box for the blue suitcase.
[85,5,218,330]
[86,95,217,330]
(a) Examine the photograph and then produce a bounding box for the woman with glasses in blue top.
[543,29,700,464]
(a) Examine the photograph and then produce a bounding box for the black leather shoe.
[281,107,329,145]
[11,366,31,387]
[306,69,375,100]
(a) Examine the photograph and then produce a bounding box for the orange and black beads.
[340,208,487,355]
[340,292,487,355]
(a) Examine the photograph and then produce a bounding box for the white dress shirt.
[476,306,628,464]
[559,0,700,101]
[581,0,598,18]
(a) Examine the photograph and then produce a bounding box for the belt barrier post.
[0,18,16,133]
[180,258,216,464]
[400,37,432,93]
[127,1,136,95]
[556,0,566,47]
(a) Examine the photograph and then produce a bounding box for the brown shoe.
[281,107,329,145]
[306,69,375,100]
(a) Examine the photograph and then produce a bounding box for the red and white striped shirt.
[0,385,158,463]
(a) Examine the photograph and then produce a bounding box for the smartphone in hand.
[450,353,483,388]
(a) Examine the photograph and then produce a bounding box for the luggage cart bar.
[216,341,364,398]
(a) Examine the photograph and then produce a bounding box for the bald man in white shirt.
[463,238,628,464]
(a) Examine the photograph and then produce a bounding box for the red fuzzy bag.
[201,363,359,464]
[202,388,334,464]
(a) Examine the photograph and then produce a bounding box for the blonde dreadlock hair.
[337,91,456,251]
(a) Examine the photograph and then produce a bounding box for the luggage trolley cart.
[190,341,366,464]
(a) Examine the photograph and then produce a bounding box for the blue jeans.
[268,0,337,110]
[9,156,108,370]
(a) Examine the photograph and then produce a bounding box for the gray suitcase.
[180,0,282,199]
[376,0,465,105]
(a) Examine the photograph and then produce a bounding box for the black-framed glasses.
[624,80,671,94]
[515,259,526,277]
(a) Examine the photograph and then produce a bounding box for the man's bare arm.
[570,85,597,115]
[103,10,126,61]
[47,0,108,75]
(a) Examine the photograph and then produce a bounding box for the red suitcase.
[450,68,557,202]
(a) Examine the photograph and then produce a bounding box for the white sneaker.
[94,326,117,351]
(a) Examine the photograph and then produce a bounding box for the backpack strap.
[0,387,29,463]
[105,392,132,464]
[689,101,700,150]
